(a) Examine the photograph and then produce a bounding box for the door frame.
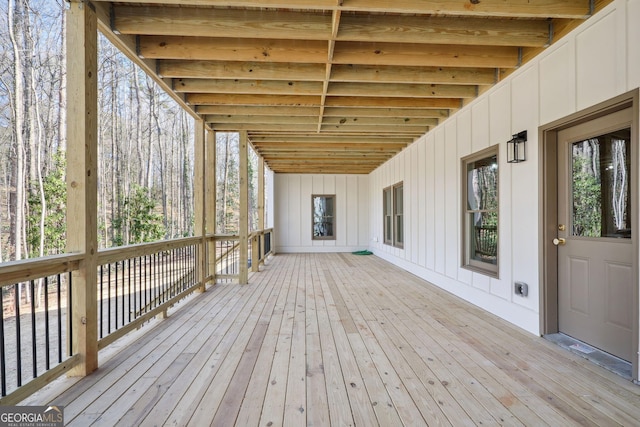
[540,89,640,382]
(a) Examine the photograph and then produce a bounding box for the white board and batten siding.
[274,174,369,253]
[370,0,640,337]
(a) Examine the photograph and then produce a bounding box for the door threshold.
[544,333,632,380]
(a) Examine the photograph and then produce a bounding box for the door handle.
[553,238,566,246]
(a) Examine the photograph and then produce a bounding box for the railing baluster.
[1,288,6,396]
[99,264,104,339]
[107,263,112,334]
[45,276,50,370]
[15,284,22,387]
[114,261,118,330]
[57,274,62,363]
[68,273,73,358]
[30,280,37,379]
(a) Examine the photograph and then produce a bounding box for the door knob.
[553,238,566,246]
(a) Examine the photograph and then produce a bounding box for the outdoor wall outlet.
[514,282,528,297]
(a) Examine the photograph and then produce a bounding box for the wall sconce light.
[507,130,527,163]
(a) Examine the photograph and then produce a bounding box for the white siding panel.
[418,139,427,267]
[490,83,513,300]
[471,98,490,152]
[576,10,621,109]
[510,67,540,311]
[456,112,473,285]
[410,144,419,264]
[629,0,640,89]
[539,41,576,125]
[333,175,345,248]
[489,83,512,144]
[301,175,313,247]
[445,121,459,279]
[290,175,303,248]
[358,176,369,247]
[275,174,369,252]
[426,136,436,271]
[346,176,357,246]
[434,128,446,274]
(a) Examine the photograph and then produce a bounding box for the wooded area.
[0,0,259,263]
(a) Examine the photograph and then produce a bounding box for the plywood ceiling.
[93,0,609,174]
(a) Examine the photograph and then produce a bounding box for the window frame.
[462,147,499,277]
[383,182,404,248]
[312,194,336,240]
[393,182,404,248]
[383,186,393,245]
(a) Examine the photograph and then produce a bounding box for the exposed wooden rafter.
[89,0,606,174]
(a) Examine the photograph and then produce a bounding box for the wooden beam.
[248,135,414,144]
[322,107,449,118]
[321,116,438,126]
[95,0,592,19]
[197,105,321,116]
[138,36,328,63]
[330,64,496,85]
[325,96,461,109]
[327,82,477,98]
[337,14,551,47]
[158,60,326,81]
[333,41,519,68]
[114,6,332,40]
[239,131,249,285]
[66,0,98,377]
[253,142,406,151]
[205,115,320,125]
[174,79,323,95]
[187,94,322,106]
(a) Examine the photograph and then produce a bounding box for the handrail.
[98,236,201,265]
[0,253,83,288]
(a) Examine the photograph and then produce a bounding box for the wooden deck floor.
[23,253,640,426]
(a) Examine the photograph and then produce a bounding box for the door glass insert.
[571,128,631,238]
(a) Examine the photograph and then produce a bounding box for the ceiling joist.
[90,0,605,174]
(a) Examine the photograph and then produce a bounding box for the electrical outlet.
[515,282,528,297]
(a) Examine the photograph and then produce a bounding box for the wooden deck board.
[22,253,640,426]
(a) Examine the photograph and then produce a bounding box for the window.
[383,187,392,245]
[463,149,498,275]
[312,195,335,240]
[383,182,404,248]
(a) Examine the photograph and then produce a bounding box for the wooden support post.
[66,0,98,376]
[206,129,217,283]
[194,119,206,292]
[257,156,265,265]
[239,131,249,284]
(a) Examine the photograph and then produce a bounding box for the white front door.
[556,108,634,362]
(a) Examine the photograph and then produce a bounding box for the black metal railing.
[97,239,199,345]
[0,253,80,399]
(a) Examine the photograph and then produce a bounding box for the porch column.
[206,129,217,283]
[251,156,265,272]
[239,131,249,284]
[194,119,206,292]
[66,0,98,376]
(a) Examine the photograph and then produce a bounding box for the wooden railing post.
[258,157,266,266]
[194,119,206,292]
[239,131,249,284]
[66,0,98,376]
[206,129,217,283]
